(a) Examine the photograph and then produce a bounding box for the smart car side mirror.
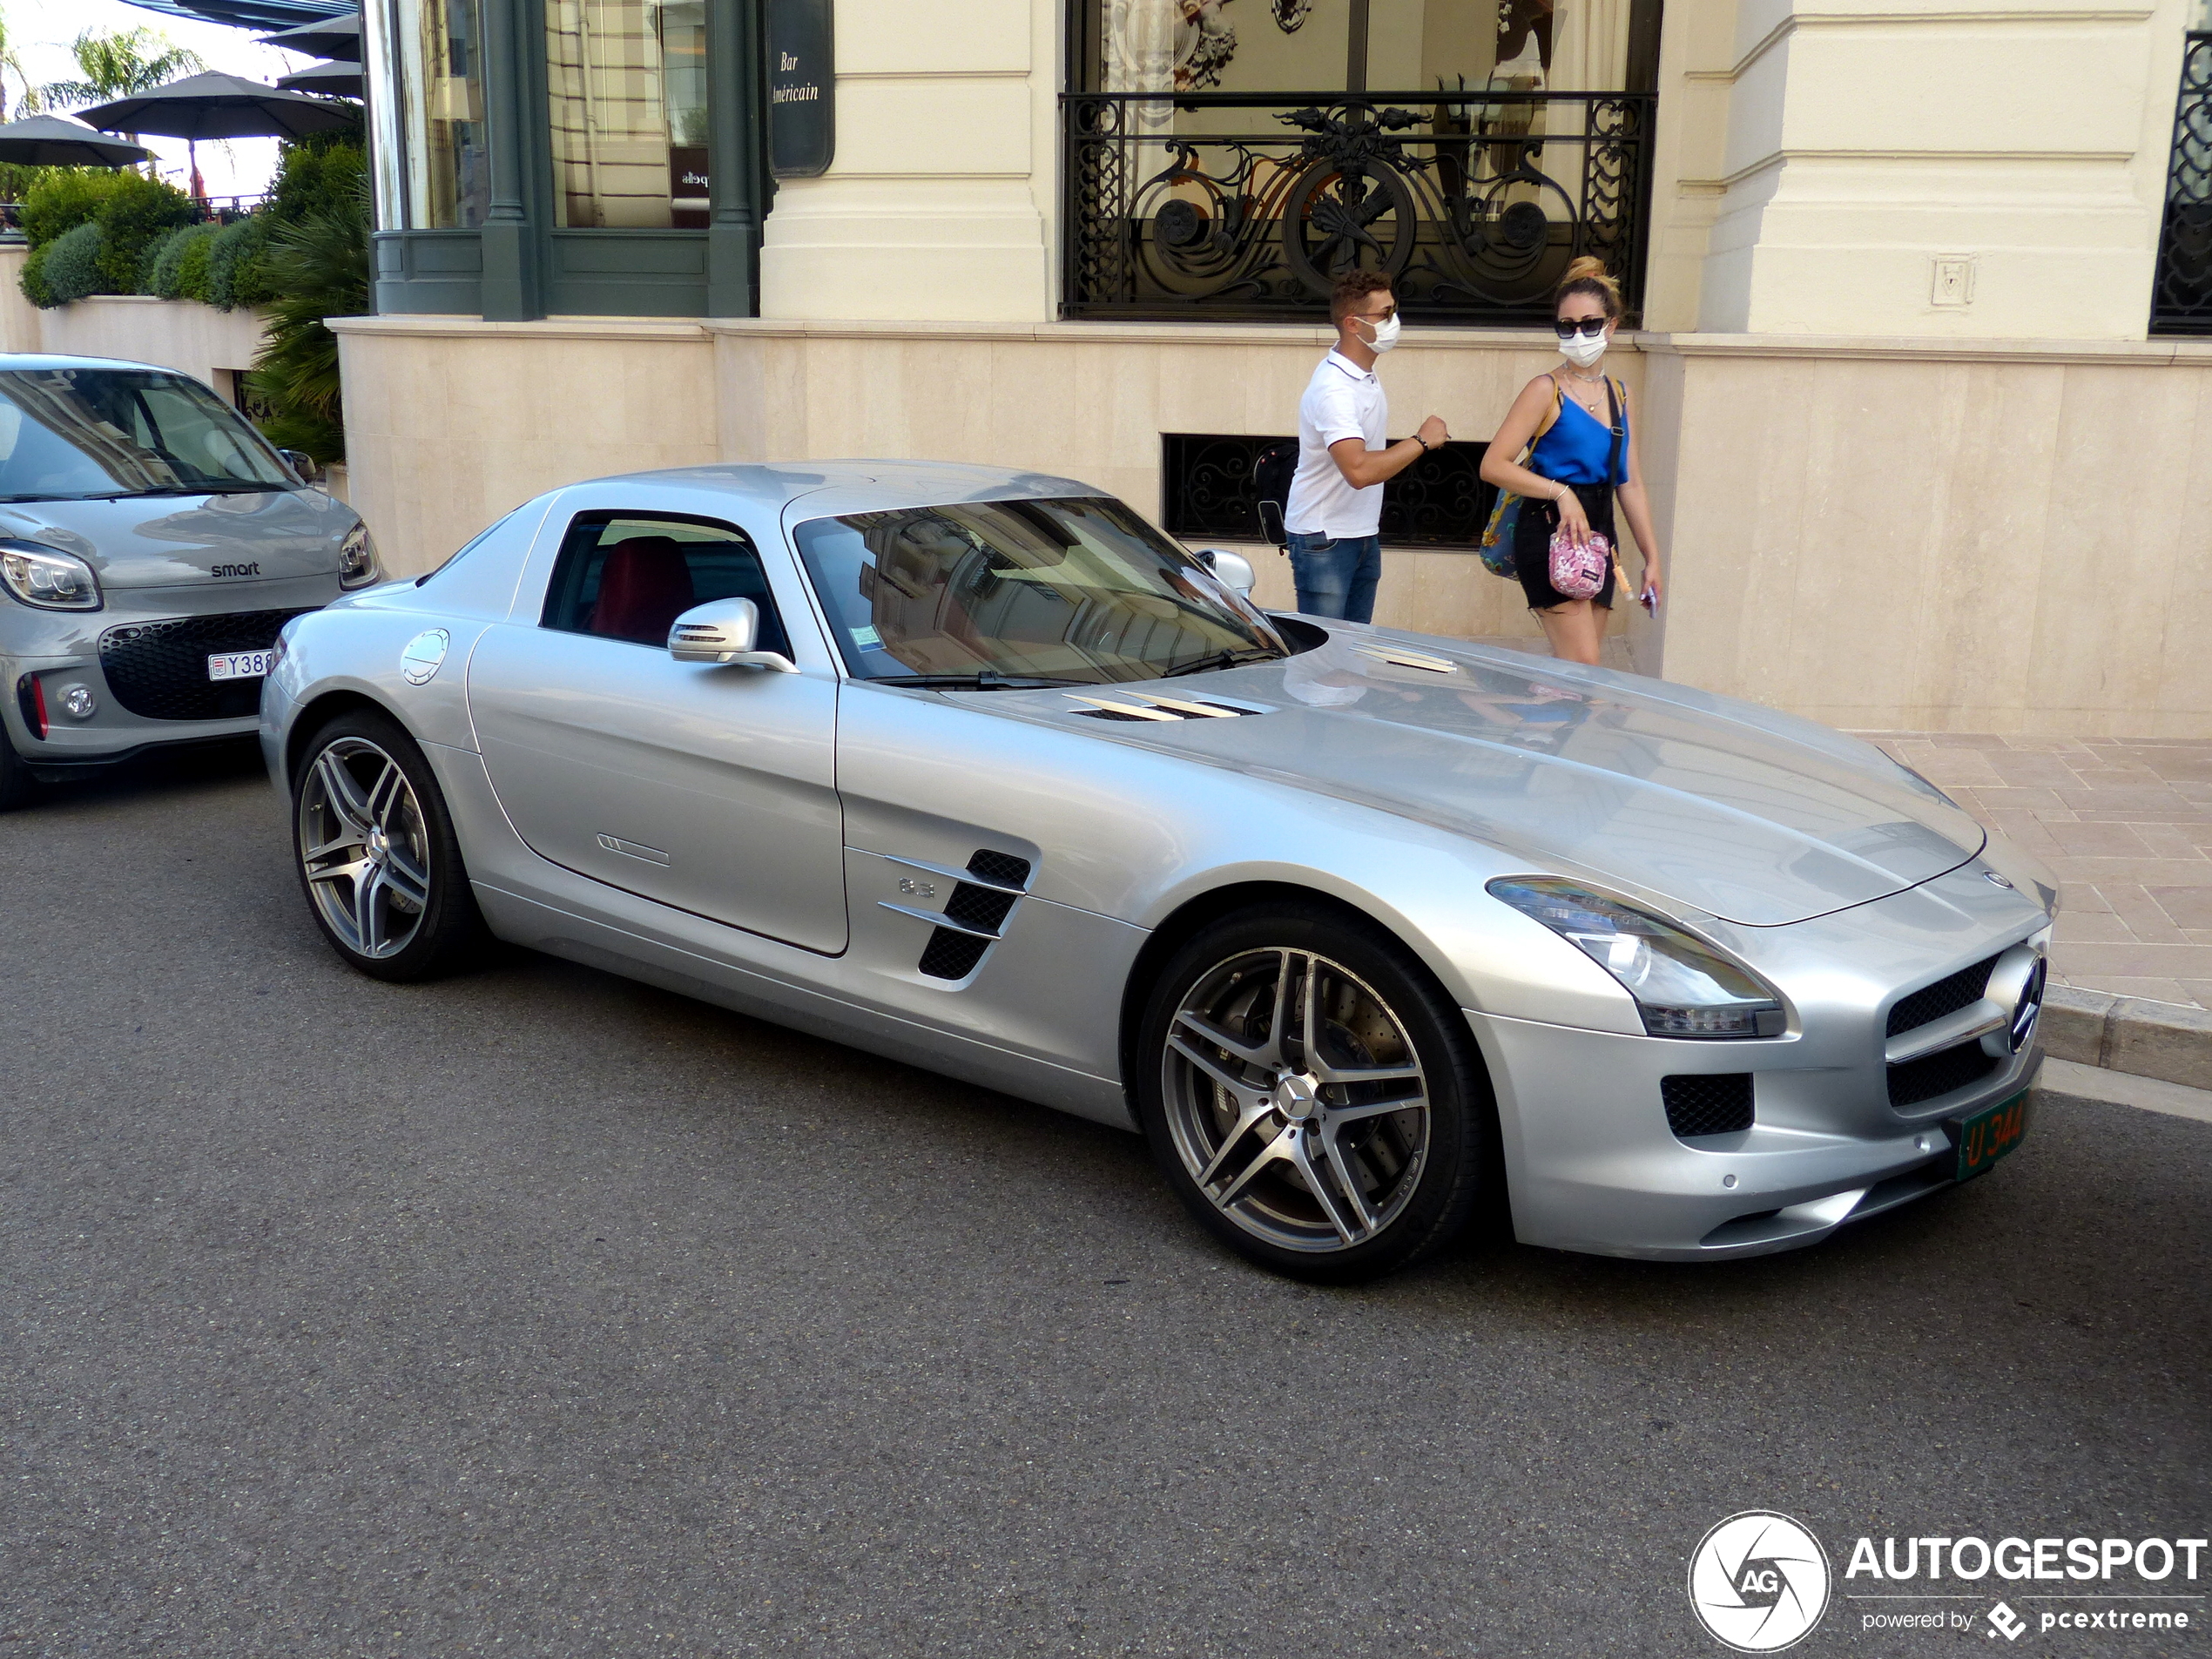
[668,597,798,672]
[1196,548,1257,596]
[277,447,323,484]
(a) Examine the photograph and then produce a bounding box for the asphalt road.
[2,746,2207,1659]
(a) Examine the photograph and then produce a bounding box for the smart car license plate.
[1954,1090,2029,1182]
[207,650,273,682]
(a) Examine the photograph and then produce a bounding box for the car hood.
[0,489,357,588]
[987,632,1986,927]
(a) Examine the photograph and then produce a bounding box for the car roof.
[0,352,184,374]
[562,460,1108,518]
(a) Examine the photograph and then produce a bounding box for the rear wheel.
[293,709,486,981]
[1135,903,1494,1282]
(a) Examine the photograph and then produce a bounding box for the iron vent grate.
[98,608,314,722]
[1662,1074,1754,1139]
[1887,1043,2000,1108]
[1886,954,2001,1038]
[966,849,1032,887]
[919,929,991,981]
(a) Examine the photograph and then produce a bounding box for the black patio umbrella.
[76,71,360,143]
[0,114,154,167]
[260,11,361,61]
[276,61,365,98]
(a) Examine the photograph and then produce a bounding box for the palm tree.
[28,27,203,113]
[0,10,30,123]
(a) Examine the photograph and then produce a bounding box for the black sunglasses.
[1554,317,1608,339]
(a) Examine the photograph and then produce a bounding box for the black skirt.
[1514,482,1618,611]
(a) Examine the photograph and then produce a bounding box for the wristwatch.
[1413,435,1432,452]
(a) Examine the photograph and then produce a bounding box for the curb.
[2041,986,2212,1091]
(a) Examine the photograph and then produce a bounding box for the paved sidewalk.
[1864,735,2212,1010]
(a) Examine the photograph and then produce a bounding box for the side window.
[540,511,791,657]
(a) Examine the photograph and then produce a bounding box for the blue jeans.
[1285,530,1382,624]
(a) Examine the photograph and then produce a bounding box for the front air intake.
[1662,1074,1754,1139]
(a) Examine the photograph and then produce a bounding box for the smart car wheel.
[1136,905,1494,1282]
[293,710,485,981]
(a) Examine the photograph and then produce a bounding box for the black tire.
[0,726,34,812]
[1135,902,1496,1283]
[291,707,488,981]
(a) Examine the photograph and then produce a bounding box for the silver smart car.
[0,353,376,807]
[261,462,2057,1282]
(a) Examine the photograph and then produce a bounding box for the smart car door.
[467,508,846,952]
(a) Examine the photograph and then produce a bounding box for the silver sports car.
[261,462,2056,1280]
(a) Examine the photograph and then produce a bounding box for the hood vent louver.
[1064,691,1264,723]
[1354,644,1458,674]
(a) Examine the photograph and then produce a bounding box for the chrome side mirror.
[668,597,798,672]
[1196,548,1257,596]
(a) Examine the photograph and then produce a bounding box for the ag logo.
[1688,1511,1831,1652]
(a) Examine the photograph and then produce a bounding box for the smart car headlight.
[0,541,101,610]
[338,523,380,589]
[1487,877,1786,1039]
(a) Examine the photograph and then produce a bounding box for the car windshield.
[0,366,293,502]
[792,496,1285,684]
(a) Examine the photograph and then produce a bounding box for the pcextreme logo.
[1688,1511,1832,1653]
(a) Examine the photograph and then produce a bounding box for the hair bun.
[1562,255,1608,284]
[1554,255,1623,316]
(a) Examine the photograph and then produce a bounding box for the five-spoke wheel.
[293,710,484,981]
[1138,904,1493,1280]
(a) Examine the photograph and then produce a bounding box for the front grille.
[1886,954,2001,1038]
[1887,1042,2000,1108]
[1662,1074,1754,1138]
[98,609,310,721]
[919,929,990,981]
[966,849,1031,887]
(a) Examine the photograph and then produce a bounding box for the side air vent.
[877,847,1036,982]
[1662,1074,1754,1139]
[1064,691,1264,723]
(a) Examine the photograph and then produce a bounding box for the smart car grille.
[1887,1042,2000,1108]
[98,609,311,721]
[1662,1074,1754,1138]
[1885,954,2001,1038]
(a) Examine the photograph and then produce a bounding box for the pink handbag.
[1547,524,1610,600]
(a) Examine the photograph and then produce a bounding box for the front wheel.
[1135,903,1496,1282]
[292,709,486,981]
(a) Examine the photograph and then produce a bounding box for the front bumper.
[1467,1006,2039,1260]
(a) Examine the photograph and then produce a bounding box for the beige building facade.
[325,0,2212,733]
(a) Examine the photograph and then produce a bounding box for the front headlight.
[0,541,101,610]
[1487,876,1786,1039]
[338,523,380,589]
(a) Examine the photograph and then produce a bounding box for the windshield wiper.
[1159,648,1283,678]
[871,671,1088,690]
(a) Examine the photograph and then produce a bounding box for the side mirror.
[1196,548,1258,597]
[668,597,799,672]
[276,447,323,484]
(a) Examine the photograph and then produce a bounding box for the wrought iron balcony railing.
[1062,90,1655,325]
[2154,33,2212,334]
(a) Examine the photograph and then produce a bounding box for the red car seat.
[587,536,695,645]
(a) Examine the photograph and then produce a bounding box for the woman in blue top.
[1478,257,1666,664]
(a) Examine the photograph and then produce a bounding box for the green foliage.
[17,239,51,307]
[18,167,128,248]
[35,221,106,305]
[0,161,70,203]
[246,180,368,465]
[144,218,220,300]
[206,212,276,310]
[91,171,193,292]
[267,132,367,226]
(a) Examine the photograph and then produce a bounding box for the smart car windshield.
[793,496,1285,684]
[0,366,293,502]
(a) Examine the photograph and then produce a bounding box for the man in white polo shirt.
[1283,270,1449,622]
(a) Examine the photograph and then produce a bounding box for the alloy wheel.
[1161,948,1432,1253]
[297,736,433,960]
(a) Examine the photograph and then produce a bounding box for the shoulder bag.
[1476,374,1564,579]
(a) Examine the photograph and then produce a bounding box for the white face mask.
[1356,311,1401,354]
[1560,326,1608,368]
